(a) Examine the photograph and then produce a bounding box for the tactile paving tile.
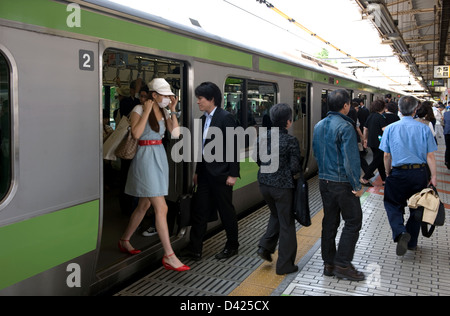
[282,151,450,296]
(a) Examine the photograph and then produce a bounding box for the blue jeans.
[384,167,428,248]
[319,180,363,267]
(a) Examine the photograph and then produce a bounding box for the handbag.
[411,185,446,238]
[293,173,311,227]
[115,126,138,160]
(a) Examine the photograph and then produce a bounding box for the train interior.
[98,49,185,272]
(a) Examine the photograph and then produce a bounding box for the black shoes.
[179,248,202,262]
[276,266,298,276]
[215,248,239,260]
[396,232,411,256]
[257,247,273,262]
[323,264,334,277]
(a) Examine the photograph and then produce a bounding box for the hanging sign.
[434,66,450,78]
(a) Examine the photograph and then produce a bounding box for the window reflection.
[0,53,11,201]
[224,77,277,129]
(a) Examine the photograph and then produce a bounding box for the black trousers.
[384,167,428,248]
[189,173,239,254]
[258,184,297,274]
[363,147,386,181]
[319,180,363,267]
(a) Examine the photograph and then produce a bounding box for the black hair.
[370,99,386,113]
[270,103,292,129]
[328,89,350,112]
[195,82,222,108]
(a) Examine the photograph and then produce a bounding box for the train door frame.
[293,80,311,170]
[0,44,18,212]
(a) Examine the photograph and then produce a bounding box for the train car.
[0,0,398,295]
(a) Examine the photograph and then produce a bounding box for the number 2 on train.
[79,50,94,71]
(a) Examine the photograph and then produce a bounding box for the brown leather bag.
[115,126,138,160]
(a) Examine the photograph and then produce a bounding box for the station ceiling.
[355,0,450,98]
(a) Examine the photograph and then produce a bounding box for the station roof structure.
[106,0,449,99]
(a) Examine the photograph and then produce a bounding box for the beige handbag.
[115,126,138,160]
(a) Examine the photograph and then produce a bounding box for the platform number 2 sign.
[79,50,94,71]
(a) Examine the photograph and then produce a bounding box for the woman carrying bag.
[254,103,302,275]
[118,78,189,272]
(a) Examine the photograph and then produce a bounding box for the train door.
[293,81,310,168]
[98,48,187,273]
[0,27,100,295]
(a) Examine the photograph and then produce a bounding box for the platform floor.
[115,145,450,297]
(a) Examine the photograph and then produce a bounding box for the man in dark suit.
[183,82,240,261]
[356,98,369,137]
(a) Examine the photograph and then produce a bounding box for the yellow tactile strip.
[229,210,324,296]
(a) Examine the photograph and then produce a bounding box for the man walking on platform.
[313,89,365,281]
[380,96,437,256]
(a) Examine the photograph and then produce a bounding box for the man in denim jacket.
[313,89,365,281]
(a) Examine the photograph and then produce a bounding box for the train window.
[321,89,330,119]
[224,77,277,128]
[0,52,11,202]
[224,78,244,127]
[247,80,276,128]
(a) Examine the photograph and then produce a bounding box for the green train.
[0,0,397,295]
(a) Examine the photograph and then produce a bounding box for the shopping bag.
[103,116,130,161]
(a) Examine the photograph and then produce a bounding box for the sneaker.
[142,226,158,237]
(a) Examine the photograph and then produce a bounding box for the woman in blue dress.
[119,78,189,272]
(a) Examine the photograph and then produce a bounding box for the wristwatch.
[170,111,181,119]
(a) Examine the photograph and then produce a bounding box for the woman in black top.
[254,103,302,275]
[361,100,387,186]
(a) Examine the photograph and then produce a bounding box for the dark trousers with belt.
[189,173,239,254]
[384,166,428,248]
[319,180,363,268]
[258,184,297,274]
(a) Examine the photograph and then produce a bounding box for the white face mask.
[158,97,170,108]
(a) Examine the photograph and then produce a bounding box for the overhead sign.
[427,79,445,87]
[434,65,450,78]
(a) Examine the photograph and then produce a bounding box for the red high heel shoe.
[118,239,141,255]
[162,253,190,272]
